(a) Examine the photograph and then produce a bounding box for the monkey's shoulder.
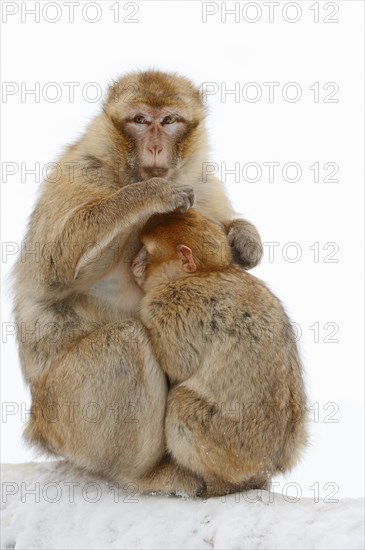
[140,277,214,331]
[141,268,283,324]
[141,278,209,315]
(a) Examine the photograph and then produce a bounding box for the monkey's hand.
[146,178,195,214]
[225,219,263,269]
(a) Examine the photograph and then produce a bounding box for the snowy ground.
[1,462,364,550]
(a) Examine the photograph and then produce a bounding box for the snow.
[1,462,364,550]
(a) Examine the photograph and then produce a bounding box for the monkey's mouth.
[141,167,169,178]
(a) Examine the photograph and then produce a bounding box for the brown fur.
[14,71,263,496]
[137,210,308,497]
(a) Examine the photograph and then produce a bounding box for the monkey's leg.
[164,385,271,498]
[26,320,167,483]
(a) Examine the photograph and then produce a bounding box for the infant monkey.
[132,210,307,497]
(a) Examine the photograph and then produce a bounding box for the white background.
[1,0,364,499]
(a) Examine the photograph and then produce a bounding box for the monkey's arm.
[39,178,194,290]
[140,284,206,384]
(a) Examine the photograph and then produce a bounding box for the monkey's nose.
[147,145,163,157]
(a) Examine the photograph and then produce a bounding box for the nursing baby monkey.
[132,210,307,497]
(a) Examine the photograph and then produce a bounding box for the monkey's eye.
[133,115,147,124]
[161,115,177,125]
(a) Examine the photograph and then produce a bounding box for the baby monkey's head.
[132,209,232,291]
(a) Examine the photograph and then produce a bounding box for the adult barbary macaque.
[14,71,263,496]
[132,210,308,496]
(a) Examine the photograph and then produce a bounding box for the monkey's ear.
[176,245,197,273]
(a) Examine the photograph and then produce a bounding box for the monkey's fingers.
[157,181,195,214]
[173,185,195,213]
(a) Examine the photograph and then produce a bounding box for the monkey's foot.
[136,456,205,498]
[201,473,271,499]
[226,219,263,269]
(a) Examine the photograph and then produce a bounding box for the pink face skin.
[131,243,197,291]
[121,104,190,180]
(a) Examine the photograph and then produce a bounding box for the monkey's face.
[105,71,205,182]
[120,105,195,180]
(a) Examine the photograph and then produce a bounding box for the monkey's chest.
[88,261,143,318]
